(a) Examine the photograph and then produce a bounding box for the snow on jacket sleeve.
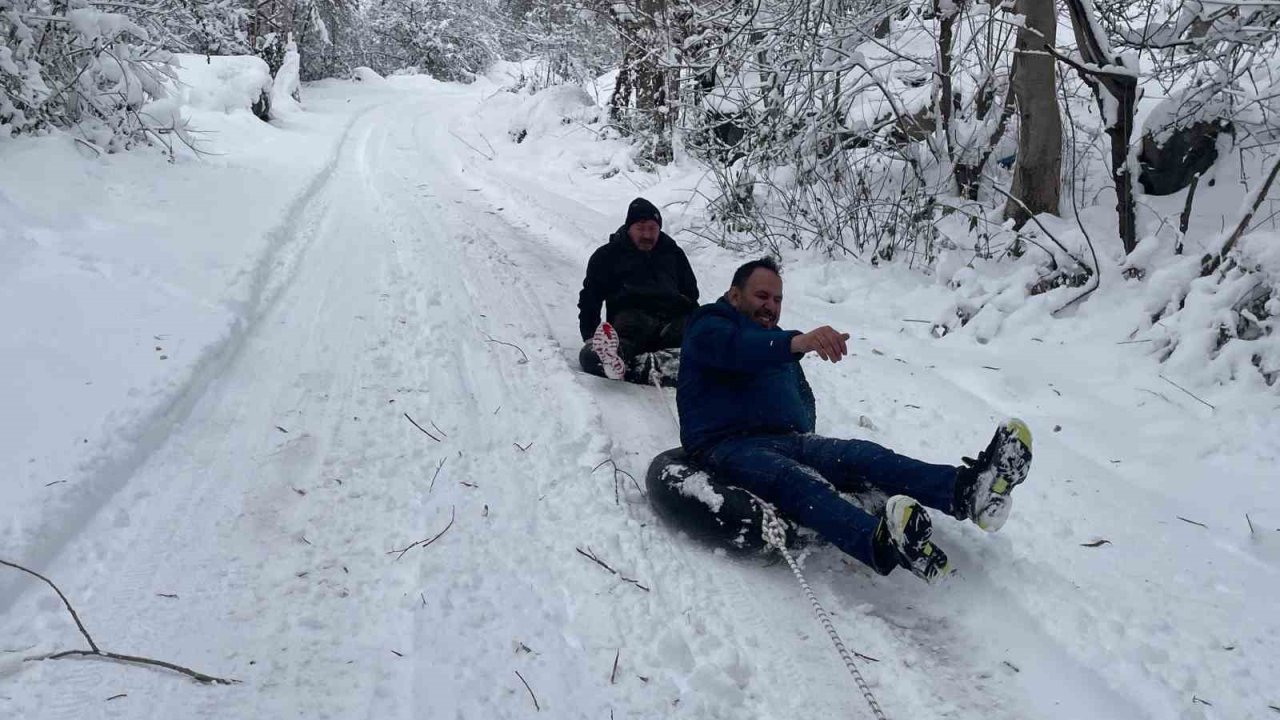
[686,310,800,373]
[578,247,611,341]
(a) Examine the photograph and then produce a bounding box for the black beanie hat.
[625,197,662,229]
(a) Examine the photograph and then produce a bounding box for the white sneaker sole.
[591,322,626,380]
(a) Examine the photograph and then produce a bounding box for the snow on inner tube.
[645,447,797,555]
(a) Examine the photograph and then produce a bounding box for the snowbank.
[351,66,386,85]
[169,53,272,115]
[506,84,600,144]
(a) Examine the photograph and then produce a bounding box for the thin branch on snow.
[1159,375,1215,411]
[428,457,447,494]
[1177,516,1209,529]
[389,508,456,560]
[404,413,442,442]
[0,559,237,685]
[574,547,650,592]
[592,459,642,505]
[610,649,620,684]
[514,670,540,711]
[447,129,494,161]
[482,332,529,364]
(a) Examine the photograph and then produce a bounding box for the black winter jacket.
[577,227,700,341]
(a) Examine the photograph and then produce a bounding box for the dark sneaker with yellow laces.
[957,418,1033,532]
[879,495,953,584]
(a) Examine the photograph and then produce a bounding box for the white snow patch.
[669,468,725,513]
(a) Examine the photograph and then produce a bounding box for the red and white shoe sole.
[591,322,626,380]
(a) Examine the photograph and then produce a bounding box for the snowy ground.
[2,68,1278,720]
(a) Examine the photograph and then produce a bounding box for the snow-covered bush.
[1,0,183,152]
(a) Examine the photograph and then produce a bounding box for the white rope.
[647,352,888,718]
[646,353,680,428]
[760,505,890,720]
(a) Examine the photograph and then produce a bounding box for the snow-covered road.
[3,78,1277,719]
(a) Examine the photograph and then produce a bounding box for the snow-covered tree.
[512,0,618,92]
[364,0,505,81]
[1,0,183,152]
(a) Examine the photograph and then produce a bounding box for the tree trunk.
[1003,0,1062,225]
[613,0,674,164]
[936,0,962,160]
[610,46,636,123]
[1063,0,1140,253]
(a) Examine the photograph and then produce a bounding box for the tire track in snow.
[0,102,388,614]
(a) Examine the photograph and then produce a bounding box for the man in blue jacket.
[677,257,1034,583]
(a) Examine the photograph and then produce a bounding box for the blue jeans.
[702,433,960,573]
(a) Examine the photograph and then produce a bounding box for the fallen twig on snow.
[575,547,649,592]
[389,508,456,560]
[0,559,237,685]
[404,413,442,442]
[1177,516,1208,529]
[610,649,620,684]
[1080,539,1111,548]
[1247,514,1255,535]
[514,442,533,452]
[106,693,127,701]
[592,459,642,505]
[428,457,447,493]
[447,129,494,161]
[482,332,529,364]
[515,670,540,711]
[1159,375,1215,411]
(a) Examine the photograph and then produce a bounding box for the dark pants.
[580,309,686,385]
[701,433,961,573]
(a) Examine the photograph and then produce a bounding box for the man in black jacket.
[578,197,699,385]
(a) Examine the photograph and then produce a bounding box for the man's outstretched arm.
[790,326,850,362]
[685,314,801,373]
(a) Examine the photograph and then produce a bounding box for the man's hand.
[791,326,851,362]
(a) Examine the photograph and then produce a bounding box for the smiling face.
[727,267,783,329]
[628,219,661,252]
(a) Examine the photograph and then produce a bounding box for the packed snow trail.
[2,79,1276,719]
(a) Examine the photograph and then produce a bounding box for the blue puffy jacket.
[677,298,816,454]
